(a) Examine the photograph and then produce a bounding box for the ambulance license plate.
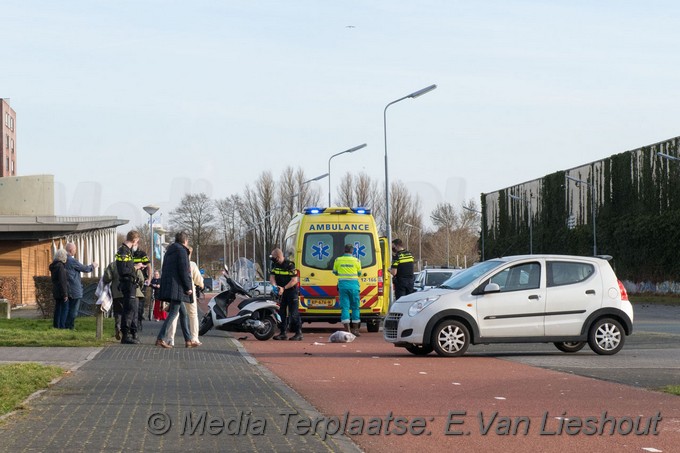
[308,298,335,307]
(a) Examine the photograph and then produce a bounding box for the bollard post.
[96,309,103,340]
[0,299,9,319]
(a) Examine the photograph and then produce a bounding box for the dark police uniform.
[392,249,415,300]
[133,250,150,332]
[270,257,302,338]
[115,243,139,343]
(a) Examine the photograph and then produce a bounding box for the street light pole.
[327,144,366,206]
[508,194,533,254]
[403,223,422,272]
[462,205,485,261]
[142,205,159,276]
[384,84,437,302]
[565,174,597,256]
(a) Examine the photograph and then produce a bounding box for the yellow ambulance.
[282,206,391,332]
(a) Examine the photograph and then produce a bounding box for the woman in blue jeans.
[156,300,193,348]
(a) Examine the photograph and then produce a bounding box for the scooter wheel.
[252,315,277,341]
[198,314,213,336]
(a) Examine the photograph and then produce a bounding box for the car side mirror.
[483,283,501,293]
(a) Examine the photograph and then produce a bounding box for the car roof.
[490,254,611,263]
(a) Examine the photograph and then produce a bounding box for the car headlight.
[408,296,440,317]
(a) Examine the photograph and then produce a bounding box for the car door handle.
[528,295,541,300]
[585,289,596,295]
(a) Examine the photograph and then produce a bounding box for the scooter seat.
[237,295,274,310]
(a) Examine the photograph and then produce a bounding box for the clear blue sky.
[3,1,680,227]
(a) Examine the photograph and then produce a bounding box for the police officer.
[269,248,303,341]
[115,230,143,344]
[390,238,415,300]
[133,250,151,333]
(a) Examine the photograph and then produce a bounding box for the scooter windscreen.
[226,277,252,296]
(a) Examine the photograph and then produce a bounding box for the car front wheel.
[432,320,470,357]
[553,341,586,353]
[588,318,625,355]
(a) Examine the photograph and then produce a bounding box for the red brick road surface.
[239,324,680,453]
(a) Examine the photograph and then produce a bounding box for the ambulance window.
[344,233,375,268]
[283,235,296,262]
[303,233,335,270]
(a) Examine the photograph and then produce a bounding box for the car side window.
[547,261,594,287]
[489,262,541,292]
[426,272,452,287]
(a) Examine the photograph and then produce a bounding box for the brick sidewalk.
[0,323,359,452]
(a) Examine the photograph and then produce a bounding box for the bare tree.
[214,194,242,266]
[336,172,382,214]
[389,180,422,239]
[430,202,457,267]
[240,172,279,275]
[168,193,216,267]
[277,167,322,222]
[430,199,481,267]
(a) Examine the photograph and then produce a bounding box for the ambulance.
[282,206,391,332]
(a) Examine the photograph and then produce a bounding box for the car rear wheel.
[432,320,470,357]
[553,341,586,353]
[588,318,625,355]
[405,344,433,356]
[367,319,381,333]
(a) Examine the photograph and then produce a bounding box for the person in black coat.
[156,231,198,348]
[49,249,69,329]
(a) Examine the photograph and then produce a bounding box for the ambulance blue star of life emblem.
[353,241,366,259]
[312,241,330,260]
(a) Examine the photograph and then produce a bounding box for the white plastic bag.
[329,331,356,343]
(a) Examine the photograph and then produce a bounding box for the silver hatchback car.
[384,255,634,357]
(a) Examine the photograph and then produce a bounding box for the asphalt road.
[467,303,680,389]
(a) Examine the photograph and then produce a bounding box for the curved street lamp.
[327,144,366,206]
[384,84,437,303]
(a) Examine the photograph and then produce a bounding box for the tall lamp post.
[565,174,597,256]
[384,84,437,302]
[403,223,422,272]
[143,205,159,323]
[508,194,533,254]
[462,205,485,261]
[142,205,159,275]
[328,144,367,206]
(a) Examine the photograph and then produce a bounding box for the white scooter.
[198,269,281,341]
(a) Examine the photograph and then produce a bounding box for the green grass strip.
[0,363,64,415]
[0,317,116,347]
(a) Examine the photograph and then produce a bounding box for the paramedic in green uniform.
[333,243,362,336]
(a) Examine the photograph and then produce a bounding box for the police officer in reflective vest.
[332,243,362,336]
[390,238,415,300]
[270,248,303,341]
[115,230,143,344]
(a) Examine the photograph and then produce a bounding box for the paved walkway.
[0,322,359,452]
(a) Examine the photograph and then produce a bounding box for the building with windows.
[0,99,129,306]
[1,98,17,177]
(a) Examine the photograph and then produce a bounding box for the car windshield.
[439,260,505,290]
